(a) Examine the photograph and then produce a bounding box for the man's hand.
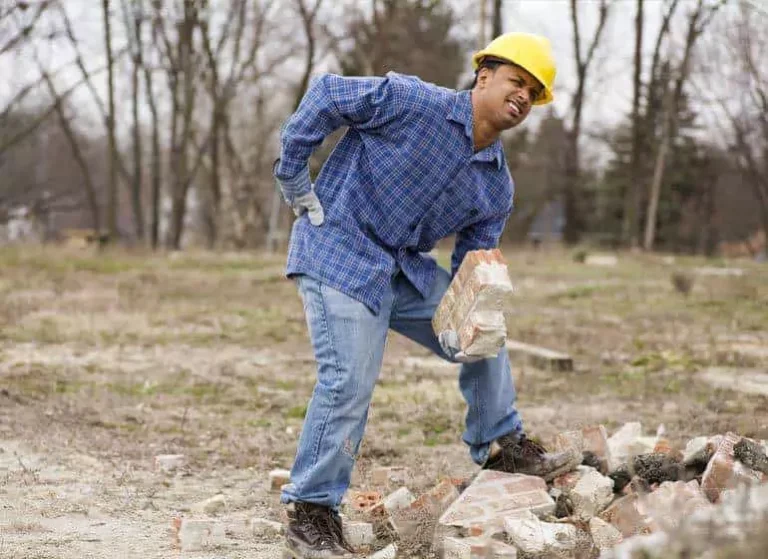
[291,189,325,226]
[438,330,484,363]
[273,159,324,226]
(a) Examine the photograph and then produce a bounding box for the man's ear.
[476,67,491,89]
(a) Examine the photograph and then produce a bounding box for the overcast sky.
[1,0,755,161]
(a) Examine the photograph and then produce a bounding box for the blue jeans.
[281,268,523,509]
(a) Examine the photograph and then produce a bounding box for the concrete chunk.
[343,521,374,548]
[251,517,284,538]
[570,467,614,518]
[503,510,587,558]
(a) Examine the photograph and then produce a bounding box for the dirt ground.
[0,244,766,558]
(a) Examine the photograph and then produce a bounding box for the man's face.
[475,63,543,130]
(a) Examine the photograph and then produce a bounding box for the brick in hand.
[432,249,515,358]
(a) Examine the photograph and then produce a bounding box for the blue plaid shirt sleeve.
[274,73,409,199]
[451,209,512,276]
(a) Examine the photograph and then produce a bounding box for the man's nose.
[516,88,531,108]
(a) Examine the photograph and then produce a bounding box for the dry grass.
[0,243,766,557]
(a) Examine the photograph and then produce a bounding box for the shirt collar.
[447,90,504,170]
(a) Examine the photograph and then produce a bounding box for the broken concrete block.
[370,543,398,559]
[441,536,490,558]
[459,310,506,357]
[570,467,614,518]
[503,510,589,558]
[154,454,186,473]
[192,494,227,516]
[269,469,291,492]
[702,432,765,503]
[683,436,710,463]
[490,541,517,558]
[641,480,711,531]
[599,494,655,538]
[589,517,623,551]
[342,521,374,548]
[371,466,409,487]
[382,487,415,512]
[505,340,573,372]
[251,517,284,538]
[439,471,554,530]
[607,423,645,470]
[174,518,225,551]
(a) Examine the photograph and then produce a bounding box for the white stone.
[605,532,669,559]
[491,542,518,558]
[342,521,374,548]
[588,517,623,550]
[683,436,710,462]
[269,469,291,491]
[177,519,225,551]
[570,468,614,518]
[441,536,489,558]
[607,422,644,470]
[383,487,415,512]
[193,494,227,515]
[694,266,744,277]
[370,543,398,559]
[504,510,582,558]
[251,517,283,538]
[154,454,186,473]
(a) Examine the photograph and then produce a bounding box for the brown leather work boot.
[482,432,577,481]
[283,502,355,559]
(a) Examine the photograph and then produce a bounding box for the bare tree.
[564,0,611,244]
[643,0,724,250]
[102,0,118,239]
[119,0,145,241]
[621,0,644,248]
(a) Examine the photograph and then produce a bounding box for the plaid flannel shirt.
[274,72,514,315]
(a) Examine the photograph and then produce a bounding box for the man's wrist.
[274,160,311,201]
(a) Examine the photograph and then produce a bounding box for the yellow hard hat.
[472,32,556,105]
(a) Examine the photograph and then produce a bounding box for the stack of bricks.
[432,249,515,358]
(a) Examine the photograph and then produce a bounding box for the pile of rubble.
[266,423,768,558]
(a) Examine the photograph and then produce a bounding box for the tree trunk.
[623,0,643,247]
[130,10,144,241]
[144,30,162,250]
[102,0,118,240]
[491,0,502,38]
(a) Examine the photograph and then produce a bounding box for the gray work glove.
[273,159,324,227]
[291,188,325,226]
[438,330,484,363]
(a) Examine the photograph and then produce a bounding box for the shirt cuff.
[273,159,311,201]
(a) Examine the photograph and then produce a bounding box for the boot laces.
[298,504,351,551]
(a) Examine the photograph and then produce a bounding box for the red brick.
[439,471,553,529]
[599,494,656,538]
[701,432,766,503]
[349,490,382,512]
[457,311,506,356]
[432,249,513,349]
[641,480,711,530]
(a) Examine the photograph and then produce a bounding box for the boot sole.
[281,545,354,559]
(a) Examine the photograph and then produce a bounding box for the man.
[273,32,573,559]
